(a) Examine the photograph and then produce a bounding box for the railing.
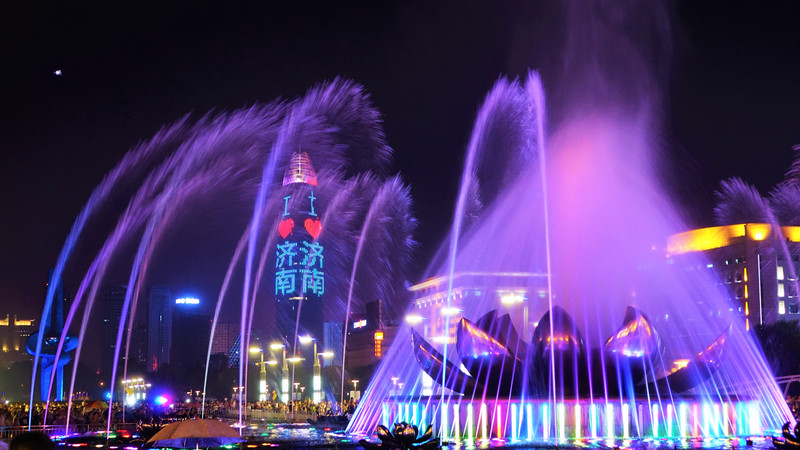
[220,409,317,423]
[776,375,800,396]
[0,423,137,442]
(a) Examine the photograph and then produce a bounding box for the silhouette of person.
[9,432,54,450]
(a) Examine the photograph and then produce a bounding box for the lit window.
[778,266,785,281]
[779,300,786,315]
[779,283,786,298]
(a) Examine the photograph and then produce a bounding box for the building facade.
[101,286,127,375]
[0,314,36,368]
[667,223,800,328]
[407,272,550,344]
[147,286,172,372]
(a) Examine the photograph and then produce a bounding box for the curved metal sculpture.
[411,306,729,398]
[773,422,800,449]
[359,423,440,450]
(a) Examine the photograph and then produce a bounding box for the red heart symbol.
[278,218,294,238]
[304,218,322,239]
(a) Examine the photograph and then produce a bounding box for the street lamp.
[315,351,334,403]
[249,347,267,402]
[500,290,528,339]
[270,342,289,403]
[299,335,324,403]
[352,379,360,401]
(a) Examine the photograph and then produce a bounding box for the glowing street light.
[500,290,529,339]
[299,335,326,403]
[249,347,267,402]
[270,342,289,403]
[405,314,424,325]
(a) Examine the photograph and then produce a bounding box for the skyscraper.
[274,152,325,342]
[147,286,172,372]
[171,296,211,368]
[102,286,127,376]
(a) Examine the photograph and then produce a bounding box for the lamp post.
[249,347,267,402]
[299,335,323,403]
[317,351,334,403]
[271,342,289,403]
[352,379,360,401]
[500,291,528,340]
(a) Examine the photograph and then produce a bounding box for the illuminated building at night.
[274,152,325,342]
[0,314,36,368]
[172,296,211,368]
[344,300,397,373]
[668,223,800,327]
[102,285,127,375]
[146,286,172,371]
[408,272,549,344]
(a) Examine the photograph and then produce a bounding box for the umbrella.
[82,400,108,412]
[146,418,244,448]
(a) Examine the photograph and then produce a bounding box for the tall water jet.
[349,1,792,438]
[33,78,417,432]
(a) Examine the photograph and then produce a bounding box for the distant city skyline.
[2,2,800,321]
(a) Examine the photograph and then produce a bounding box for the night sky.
[2,1,800,319]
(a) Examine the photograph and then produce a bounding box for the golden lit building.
[0,314,37,368]
[668,223,800,328]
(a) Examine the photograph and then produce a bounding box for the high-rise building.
[171,296,211,368]
[147,286,172,372]
[0,314,36,368]
[211,320,237,360]
[322,321,342,368]
[274,152,325,342]
[102,286,127,375]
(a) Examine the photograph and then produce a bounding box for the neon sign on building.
[275,153,324,299]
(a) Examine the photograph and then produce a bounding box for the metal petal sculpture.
[773,421,800,449]
[411,306,729,398]
[359,423,440,450]
[410,328,476,394]
[455,317,526,396]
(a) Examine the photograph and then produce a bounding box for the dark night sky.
[1,1,800,319]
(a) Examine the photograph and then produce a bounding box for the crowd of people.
[0,401,114,427]
[0,397,360,429]
[787,396,800,420]
[248,398,358,417]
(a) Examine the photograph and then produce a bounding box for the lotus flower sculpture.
[359,423,440,450]
[411,305,729,397]
[773,422,800,449]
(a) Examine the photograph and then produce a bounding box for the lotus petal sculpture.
[359,423,440,450]
[773,422,800,449]
[411,306,728,397]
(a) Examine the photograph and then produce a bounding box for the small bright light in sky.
[54,69,62,76]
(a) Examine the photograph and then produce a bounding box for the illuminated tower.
[26,270,78,401]
[275,152,325,342]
